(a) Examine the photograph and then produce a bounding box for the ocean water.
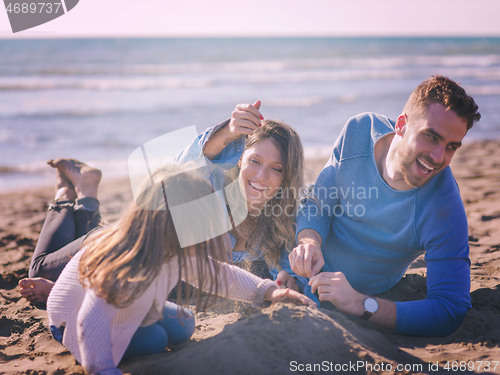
[1,37,499,191]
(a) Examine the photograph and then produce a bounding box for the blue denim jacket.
[176,120,307,292]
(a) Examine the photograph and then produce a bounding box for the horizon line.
[1,32,500,40]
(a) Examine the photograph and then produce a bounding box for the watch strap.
[360,309,373,320]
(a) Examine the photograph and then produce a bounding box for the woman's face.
[239,138,284,213]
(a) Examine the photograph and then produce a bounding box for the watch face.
[364,297,378,313]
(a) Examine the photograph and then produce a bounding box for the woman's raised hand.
[227,101,264,141]
[203,101,263,160]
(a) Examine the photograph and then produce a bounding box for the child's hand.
[276,270,300,292]
[264,286,316,307]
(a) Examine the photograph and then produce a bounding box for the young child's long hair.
[232,119,304,267]
[78,164,229,309]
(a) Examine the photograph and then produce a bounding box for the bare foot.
[19,277,55,305]
[48,159,102,199]
[48,160,77,201]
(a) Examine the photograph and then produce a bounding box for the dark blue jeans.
[29,197,101,281]
[123,301,195,360]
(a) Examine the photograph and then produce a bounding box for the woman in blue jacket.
[176,100,307,291]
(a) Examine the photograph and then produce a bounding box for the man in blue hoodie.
[290,76,481,336]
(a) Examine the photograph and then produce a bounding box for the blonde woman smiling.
[178,101,307,291]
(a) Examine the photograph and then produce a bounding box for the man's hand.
[289,243,325,278]
[264,286,316,307]
[276,270,300,292]
[309,272,364,316]
[289,229,325,278]
[309,271,397,329]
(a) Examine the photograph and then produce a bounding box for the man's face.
[395,103,468,189]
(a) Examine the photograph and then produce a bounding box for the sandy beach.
[1,141,499,375]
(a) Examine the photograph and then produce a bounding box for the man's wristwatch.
[360,297,378,320]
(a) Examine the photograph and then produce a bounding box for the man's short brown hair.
[403,75,481,130]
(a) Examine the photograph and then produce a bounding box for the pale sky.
[1,0,500,38]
